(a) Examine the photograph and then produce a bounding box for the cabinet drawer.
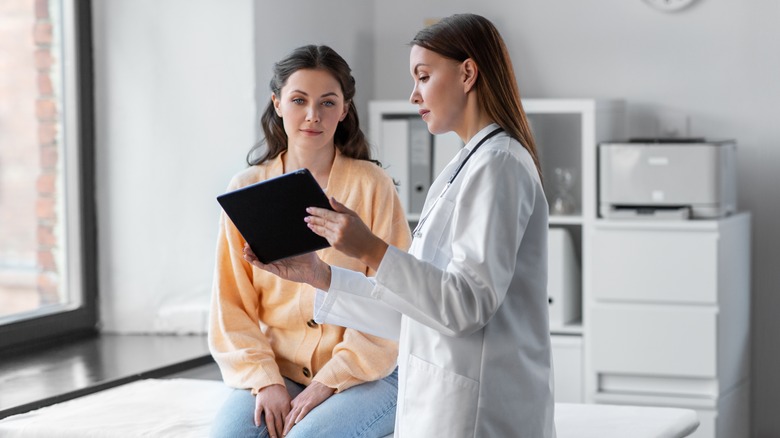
[590,304,717,378]
[551,335,583,403]
[592,228,718,304]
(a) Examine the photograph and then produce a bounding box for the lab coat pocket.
[416,197,455,263]
[402,354,479,437]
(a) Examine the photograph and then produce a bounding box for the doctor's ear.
[461,58,479,93]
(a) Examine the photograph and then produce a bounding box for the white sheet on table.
[0,379,233,438]
[0,378,699,438]
[555,402,699,438]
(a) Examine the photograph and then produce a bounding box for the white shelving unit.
[369,98,627,404]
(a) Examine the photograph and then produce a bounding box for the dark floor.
[166,360,222,380]
[0,333,214,419]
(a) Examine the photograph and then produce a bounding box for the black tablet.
[216,168,333,264]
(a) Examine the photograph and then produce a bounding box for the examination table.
[0,378,699,437]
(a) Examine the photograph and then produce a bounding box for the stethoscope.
[412,127,504,238]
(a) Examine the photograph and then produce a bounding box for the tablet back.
[216,168,333,264]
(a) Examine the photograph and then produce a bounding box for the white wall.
[373,1,780,436]
[92,0,256,333]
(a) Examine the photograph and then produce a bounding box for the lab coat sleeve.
[372,148,539,337]
[313,266,402,341]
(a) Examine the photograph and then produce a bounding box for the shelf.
[549,215,584,226]
[593,214,747,231]
[551,321,583,336]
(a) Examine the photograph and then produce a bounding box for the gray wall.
[373,1,780,436]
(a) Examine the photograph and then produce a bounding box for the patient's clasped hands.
[254,380,336,438]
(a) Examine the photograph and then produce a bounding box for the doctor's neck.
[454,97,496,144]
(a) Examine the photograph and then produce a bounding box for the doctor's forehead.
[410,46,459,75]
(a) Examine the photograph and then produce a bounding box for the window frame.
[0,0,97,352]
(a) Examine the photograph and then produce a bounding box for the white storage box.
[548,228,581,329]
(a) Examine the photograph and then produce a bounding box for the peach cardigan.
[209,150,411,394]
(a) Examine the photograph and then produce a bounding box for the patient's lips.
[300,128,322,136]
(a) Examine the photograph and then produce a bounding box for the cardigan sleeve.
[208,176,285,395]
[311,166,412,392]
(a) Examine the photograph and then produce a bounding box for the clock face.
[643,0,697,11]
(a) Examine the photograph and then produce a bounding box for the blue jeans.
[210,368,397,438]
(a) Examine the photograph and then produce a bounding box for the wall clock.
[643,0,697,12]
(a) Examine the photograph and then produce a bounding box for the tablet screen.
[216,168,333,263]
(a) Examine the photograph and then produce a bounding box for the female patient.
[209,45,411,438]
[246,14,554,437]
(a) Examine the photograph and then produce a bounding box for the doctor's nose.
[409,86,421,105]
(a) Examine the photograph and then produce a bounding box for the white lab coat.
[314,124,555,437]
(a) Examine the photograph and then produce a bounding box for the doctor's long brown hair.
[247,45,373,166]
[411,14,543,183]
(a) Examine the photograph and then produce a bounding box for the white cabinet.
[585,214,751,438]
[551,334,584,403]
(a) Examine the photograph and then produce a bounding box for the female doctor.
[245,13,554,437]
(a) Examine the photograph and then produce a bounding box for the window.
[0,0,96,351]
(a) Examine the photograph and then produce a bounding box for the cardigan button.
[302,367,311,378]
[306,319,318,328]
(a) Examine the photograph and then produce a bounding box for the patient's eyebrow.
[289,90,341,99]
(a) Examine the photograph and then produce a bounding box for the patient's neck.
[283,145,335,188]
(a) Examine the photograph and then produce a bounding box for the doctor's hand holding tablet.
[247,13,555,437]
[244,195,386,289]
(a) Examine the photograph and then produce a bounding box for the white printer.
[599,138,737,219]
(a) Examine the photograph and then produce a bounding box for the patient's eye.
[292,98,305,105]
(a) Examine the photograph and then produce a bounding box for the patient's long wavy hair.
[411,14,543,183]
[247,45,374,166]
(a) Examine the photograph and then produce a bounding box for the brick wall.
[34,0,60,305]
[0,0,61,315]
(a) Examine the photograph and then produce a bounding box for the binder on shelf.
[548,228,581,330]
[380,117,410,214]
[408,117,432,215]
